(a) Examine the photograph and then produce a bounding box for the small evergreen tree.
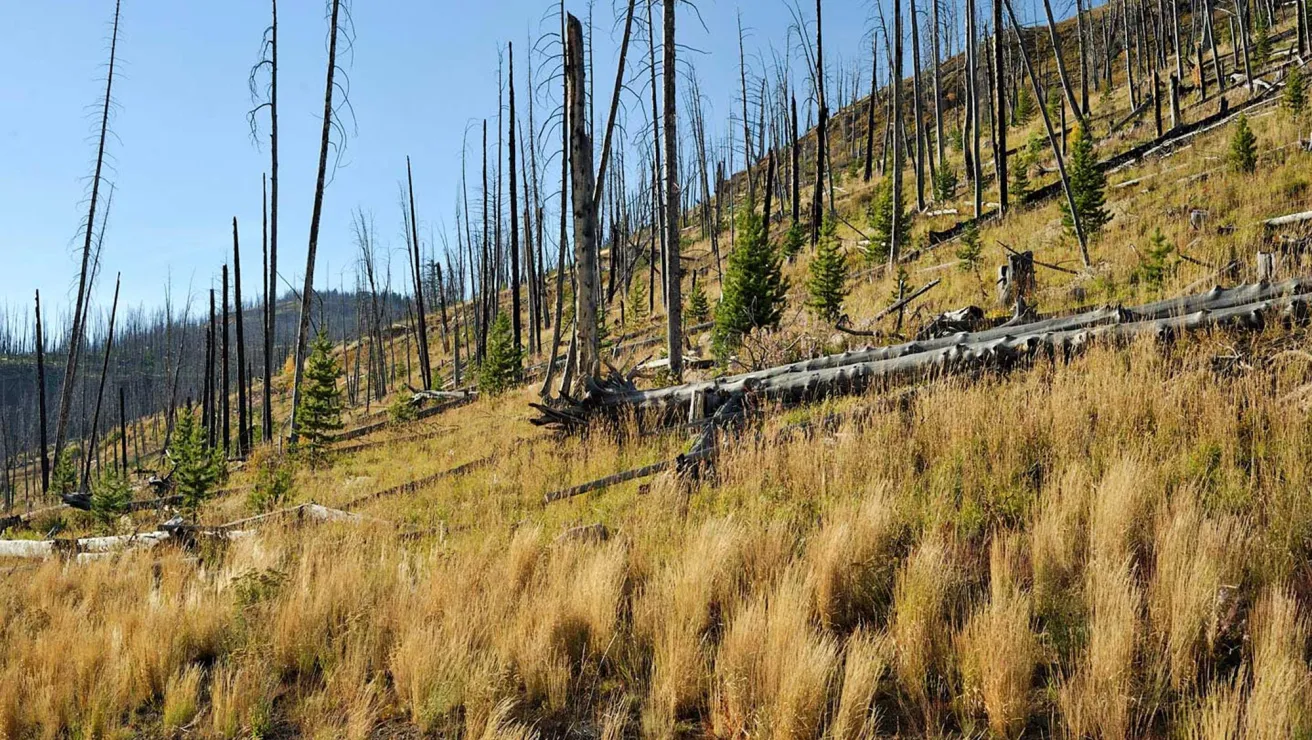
[1229,114,1258,173]
[1010,151,1032,200]
[806,215,849,322]
[781,222,806,260]
[1286,65,1307,116]
[296,331,344,461]
[626,279,648,325]
[90,470,131,531]
[956,223,983,272]
[867,177,909,263]
[933,164,959,201]
[1061,124,1111,239]
[685,280,710,323]
[479,312,521,395]
[1132,227,1176,289]
[247,453,294,513]
[713,208,788,360]
[170,406,224,516]
[1013,85,1036,125]
[1253,15,1272,67]
[49,452,77,496]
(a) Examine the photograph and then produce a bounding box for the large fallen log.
[0,495,186,534]
[532,280,1312,429]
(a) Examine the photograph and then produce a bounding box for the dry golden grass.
[5,23,1312,737]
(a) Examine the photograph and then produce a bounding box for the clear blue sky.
[1,0,1059,329]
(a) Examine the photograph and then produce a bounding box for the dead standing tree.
[249,0,279,444]
[290,0,352,444]
[566,13,601,395]
[52,0,121,483]
[233,218,250,455]
[663,0,683,381]
[405,157,433,390]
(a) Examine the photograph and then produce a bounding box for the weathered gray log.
[532,281,1312,428]
[1265,211,1312,229]
[342,455,492,511]
[409,389,478,407]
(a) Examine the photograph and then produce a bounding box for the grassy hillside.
[3,7,1312,739]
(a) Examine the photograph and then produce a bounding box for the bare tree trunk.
[289,0,343,444]
[891,0,905,264]
[222,264,231,457]
[994,0,1008,215]
[118,386,128,474]
[1042,0,1084,123]
[812,0,829,244]
[566,13,601,393]
[233,218,249,456]
[791,95,801,225]
[541,1,572,398]
[969,0,983,217]
[1076,0,1090,114]
[864,32,879,183]
[1002,0,1089,266]
[739,13,755,204]
[266,0,279,444]
[261,174,274,443]
[406,157,433,390]
[932,0,944,168]
[664,0,683,380]
[647,0,667,308]
[83,274,120,488]
[53,0,120,480]
[508,43,523,357]
[35,291,50,494]
[911,0,927,211]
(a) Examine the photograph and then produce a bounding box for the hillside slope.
[3,7,1312,739]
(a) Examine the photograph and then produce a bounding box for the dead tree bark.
[509,43,523,357]
[891,0,906,265]
[994,0,1008,215]
[83,274,120,487]
[812,0,830,245]
[406,157,433,390]
[261,174,274,442]
[541,2,572,398]
[248,0,280,444]
[221,264,231,456]
[290,0,345,444]
[791,95,801,226]
[567,13,601,393]
[1041,0,1085,124]
[911,0,927,211]
[864,32,879,183]
[118,386,128,473]
[664,0,683,380]
[232,218,250,456]
[739,13,756,204]
[35,291,50,494]
[969,0,982,217]
[53,0,121,480]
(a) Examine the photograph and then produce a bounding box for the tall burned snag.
[233,218,250,455]
[664,0,683,380]
[290,0,351,444]
[566,14,600,393]
[249,0,280,444]
[53,0,121,480]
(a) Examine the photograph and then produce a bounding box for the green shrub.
[956,223,983,272]
[90,470,132,531]
[1131,227,1176,289]
[248,454,295,513]
[1229,114,1258,174]
[478,313,521,396]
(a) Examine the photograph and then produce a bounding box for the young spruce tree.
[1285,65,1306,116]
[685,280,710,323]
[170,405,224,516]
[479,312,521,395]
[806,214,848,322]
[1061,124,1111,239]
[713,207,787,360]
[867,176,909,263]
[1230,114,1258,173]
[296,332,344,461]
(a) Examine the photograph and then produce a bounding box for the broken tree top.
[532,279,1312,431]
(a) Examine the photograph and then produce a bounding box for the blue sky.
[2,0,1053,328]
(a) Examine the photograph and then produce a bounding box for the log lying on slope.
[532,280,1312,429]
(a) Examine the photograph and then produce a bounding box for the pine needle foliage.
[169,405,225,517]
[1230,114,1258,174]
[1061,124,1111,239]
[713,208,788,360]
[479,313,521,396]
[296,332,345,461]
[806,215,848,323]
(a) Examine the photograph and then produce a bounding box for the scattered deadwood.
[332,426,454,456]
[332,393,476,443]
[532,280,1312,431]
[555,523,610,544]
[342,456,493,511]
[837,279,943,338]
[0,495,185,535]
[409,389,477,407]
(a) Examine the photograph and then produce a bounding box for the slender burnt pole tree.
[83,274,121,488]
[406,157,433,390]
[994,0,1008,215]
[222,264,231,457]
[566,13,600,392]
[53,0,121,480]
[249,0,280,443]
[509,43,523,358]
[35,291,50,494]
[290,0,349,443]
[663,0,683,380]
[233,218,250,455]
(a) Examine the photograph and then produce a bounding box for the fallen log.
[531,280,1312,429]
[0,495,186,534]
[342,455,493,511]
[333,393,476,443]
[1265,210,1312,229]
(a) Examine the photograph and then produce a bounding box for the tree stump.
[997,251,1036,310]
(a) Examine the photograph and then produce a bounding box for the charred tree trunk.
[35,291,50,494]
[891,0,906,264]
[791,95,801,226]
[566,13,601,393]
[406,157,433,390]
[864,33,879,183]
[233,218,249,456]
[509,43,523,357]
[664,0,683,380]
[994,0,1008,215]
[911,0,927,211]
[289,0,344,444]
[812,0,830,245]
[53,0,120,480]
[261,174,274,443]
[1042,0,1084,124]
[83,274,121,487]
